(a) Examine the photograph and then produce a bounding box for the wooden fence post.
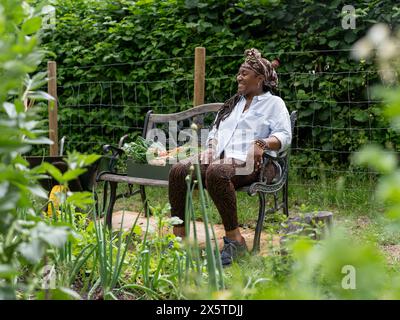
[48,61,58,156]
[193,47,206,107]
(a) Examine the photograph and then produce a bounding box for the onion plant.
[180,123,225,292]
[90,207,140,300]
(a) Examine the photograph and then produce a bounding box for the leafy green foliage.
[121,136,152,163]
[353,24,400,230]
[220,228,396,300]
[0,0,75,299]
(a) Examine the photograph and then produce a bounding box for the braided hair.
[214,48,280,129]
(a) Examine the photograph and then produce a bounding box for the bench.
[96,103,297,253]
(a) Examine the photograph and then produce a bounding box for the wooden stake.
[193,47,206,107]
[48,61,58,156]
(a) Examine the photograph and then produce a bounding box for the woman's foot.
[220,236,248,267]
[225,228,246,244]
[220,228,248,266]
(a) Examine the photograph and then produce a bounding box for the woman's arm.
[247,136,281,170]
[205,120,218,147]
[252,99,292,154]
[249,99,291,167]
[257,136,281,151]
[202,111,221,163]
[265,101,292,153]
[199,138,217,164]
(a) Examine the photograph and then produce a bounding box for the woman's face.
[236,66,264,95]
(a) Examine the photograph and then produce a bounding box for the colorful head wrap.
[241,48,279,90]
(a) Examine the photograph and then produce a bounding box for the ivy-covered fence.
[35,0,400,176]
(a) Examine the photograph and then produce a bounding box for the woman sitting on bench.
[168,48,292,266]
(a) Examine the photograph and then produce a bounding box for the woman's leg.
[205,160,277,243]
[205,163,248,244]
[205,160,277,266]
[170,158,277,240]
[168,161,207,237]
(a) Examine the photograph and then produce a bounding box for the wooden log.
[279,211,333,256]
[280,211,333,241]
[48,61,58,156]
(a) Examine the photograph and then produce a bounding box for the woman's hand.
[246,142,264,170]
[199,148,215,164]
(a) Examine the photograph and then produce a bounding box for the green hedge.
[37,0,400,176]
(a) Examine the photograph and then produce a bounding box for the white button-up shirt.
[206,91,292,162]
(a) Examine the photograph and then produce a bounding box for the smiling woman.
[168,48,292,266]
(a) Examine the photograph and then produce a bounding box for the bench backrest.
[143,103,297,149]
[142,103,223,147]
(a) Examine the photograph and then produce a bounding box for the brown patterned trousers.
[168,155,277,231]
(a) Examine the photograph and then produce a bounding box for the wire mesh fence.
[34,50,400,212]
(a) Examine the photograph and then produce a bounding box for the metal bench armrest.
[118,134,129,148]
[103,144,124,156]
[246,148,289,196]
[102,144,125,172]
[262,149,288,161]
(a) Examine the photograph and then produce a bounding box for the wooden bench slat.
[99,173,251,191]
[149,103,223,123]
[99,173,169,187]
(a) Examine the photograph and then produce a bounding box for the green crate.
[126,159,173,180]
